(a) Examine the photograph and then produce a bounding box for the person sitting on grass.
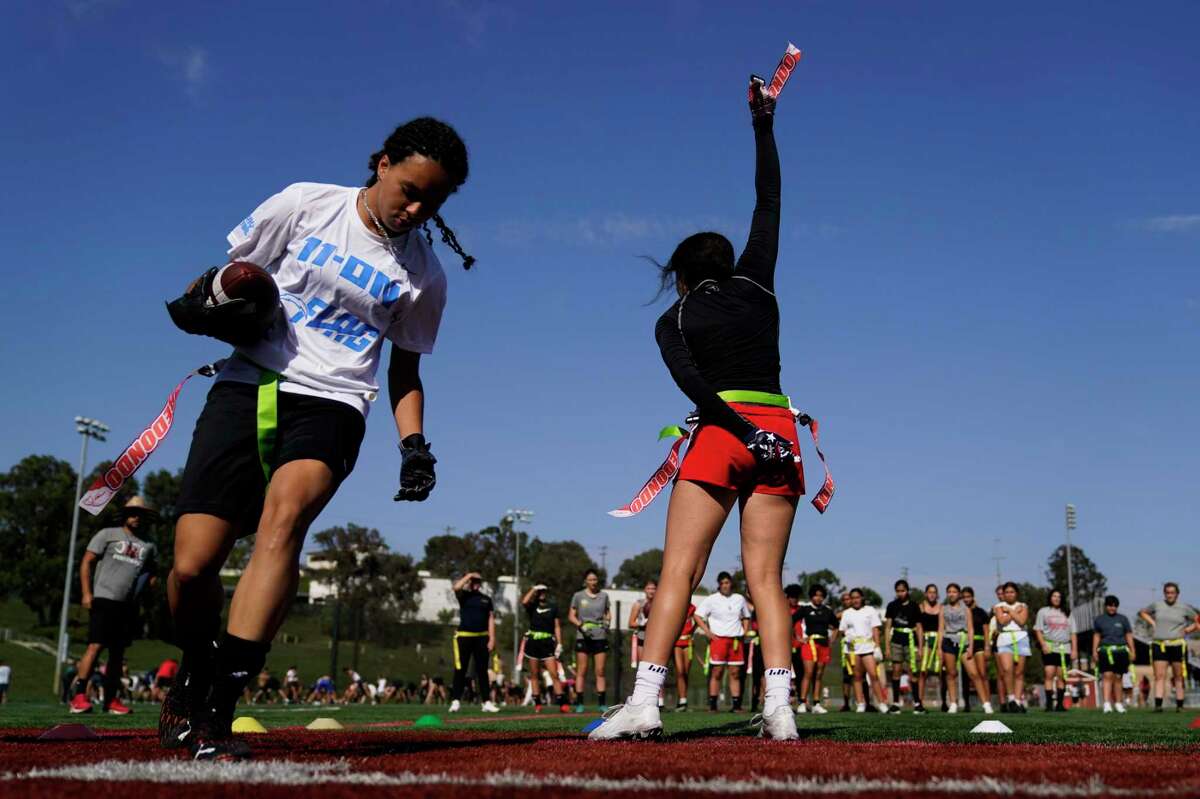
[1092,595,1134,714]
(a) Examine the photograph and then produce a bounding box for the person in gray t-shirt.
[70,497,159,715]
[1138,582,1200,711]
[568,569,611,711]
[1033,589,1077,711]
[1091,595,1135,713]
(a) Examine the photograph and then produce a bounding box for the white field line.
[0,760,1183,796]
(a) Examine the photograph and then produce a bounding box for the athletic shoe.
[795,703,808,714]
[69,694,93,714]
[811,704,828,715]
[188,719,251,762]
[876,703,890,714]
[575,703,585,714]
[598,705,609,713]
[481,701,500,713]
[941,702,949,713]
[913,705,926,715]
[1007,700,1021,713]
[983,702,995,714]
[947,703,958,714]
[1115,702,1126,714]
[587,699,663,741]
[448,700,461,713]
[674,701,688,713]
[1017,703,1028,714]
[1103,702,1113,713]
[754,706,799,740]
[887,704,901,714]
[105,698,132,715]
[855,703,867,713]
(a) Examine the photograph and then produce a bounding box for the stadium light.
[53,417,109,693]
[505,509,534,681]
[1064,504,1077,618]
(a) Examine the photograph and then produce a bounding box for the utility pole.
[599,546,608,582]
[505,509,534,681]
[991,538,1006,585]
[899,566,909,582]
[53,416,108,694]
[1064,504,1077,614]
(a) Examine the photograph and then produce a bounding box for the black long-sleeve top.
[654,117,782,441]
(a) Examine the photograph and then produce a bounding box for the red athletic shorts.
[675,634,693,650]
[799,640,832,665]
[708,635,745,665]
[677,404,805,496]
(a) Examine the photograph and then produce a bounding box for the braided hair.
[366,117,476,270]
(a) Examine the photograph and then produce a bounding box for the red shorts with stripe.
[677,404,805,496]
[799,641,832,665]
[708,635,745,665]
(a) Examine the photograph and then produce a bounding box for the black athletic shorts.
[575,636,609,655]
[177,381,366,530]
[88,598,133,647]
[1098,648,1131,673]
[525,636,557,661]
[1151,642,1186,663]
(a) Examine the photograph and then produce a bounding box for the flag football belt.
[896,628,918,673]
[1101,644,1128,664]
[452,631,488,671]
[1155,638,1186,652]
[525,631,554,640]
[807,634,827,662]
[1007,631,1024,664]
[845,637,873,667]
[77,356,281,517]
[954,631,968,674]
[608,390,834,517]
[922,632,941,673]
[1046,641,1070,673]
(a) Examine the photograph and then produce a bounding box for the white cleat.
[754,706,799,740]
[448,700,461,713]
[855,703,867,713]
[876,703,890,714]
[811,704,828,715]
[1115,702,1126,714]
[983,702,994,714]
[948,703,958,714]
[587,699,663,741]
[795,703,808,714]
[1103,703,1113,714]
[481,701,501,713]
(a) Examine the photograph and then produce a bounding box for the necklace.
[359,188,411,271]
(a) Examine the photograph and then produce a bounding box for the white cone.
[970,720,1012,734]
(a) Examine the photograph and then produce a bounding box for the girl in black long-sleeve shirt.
[591,80,804,741]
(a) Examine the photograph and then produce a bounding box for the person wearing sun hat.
[69,496,159,716]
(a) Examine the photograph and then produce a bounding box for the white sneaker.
[755,706,799,740]
[448,700,461,713]
[811,704,828,715]
[983,702,994,714]
[855,703,867,713]
[1115,702,1126,714]
[587,698,662,741]
[948,703,958,714]
[876,703,890,714]
[795,703,808,714]
[1103,703,1113,714]
[481,701,500,713]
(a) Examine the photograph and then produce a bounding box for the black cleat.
[158,683,192,749]
[187,717,251,762]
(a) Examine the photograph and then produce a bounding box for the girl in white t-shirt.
[992,582,1030,713]
[838,589,890,713]
[161,118,474,761]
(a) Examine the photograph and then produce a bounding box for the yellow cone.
[231,716,267,734]
[306,717,344,731]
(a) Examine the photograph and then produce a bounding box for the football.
[206,261,278,308]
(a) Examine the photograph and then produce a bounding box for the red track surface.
[2,728,1197,798]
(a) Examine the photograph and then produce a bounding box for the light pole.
[53,416,108,693]
[505,508,534,681]
[1064,504,1077,615]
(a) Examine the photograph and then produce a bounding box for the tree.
[420,532,482,579]
[795,568,845,596]
[1045,545,1107,608]
[614,549,663,589]
[524,539,602,611]
[310,524,424,637]
[138,468,185,640]
[856,586,884,608]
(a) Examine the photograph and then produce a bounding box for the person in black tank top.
[598,80,809,740]
[917,584,945,711]
[961,587,996,713]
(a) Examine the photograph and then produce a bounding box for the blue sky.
[2,2,1197,610]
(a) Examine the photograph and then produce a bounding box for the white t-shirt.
[993,602,1028,638]
[220,182,448,416]
[0,664,10,683]
[695,592,750,638]
[839,606,882,655]
[286,668,299,684]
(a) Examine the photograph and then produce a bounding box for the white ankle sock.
[632,662,668,705]
[763,668,792,716]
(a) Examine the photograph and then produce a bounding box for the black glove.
[742,428,795,472]
[166,267,276,347]
[748,74,776,124]
[394,433,436,502]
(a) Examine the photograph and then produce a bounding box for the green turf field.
[1,699,1196,746]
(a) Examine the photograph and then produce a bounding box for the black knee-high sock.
[596,690,606,706]
[178,618,221,713]
[1055,688,1064,708]
[891,679,901,704]
[207,633,269,722]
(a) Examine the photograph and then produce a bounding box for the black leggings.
[451,635,490,702]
